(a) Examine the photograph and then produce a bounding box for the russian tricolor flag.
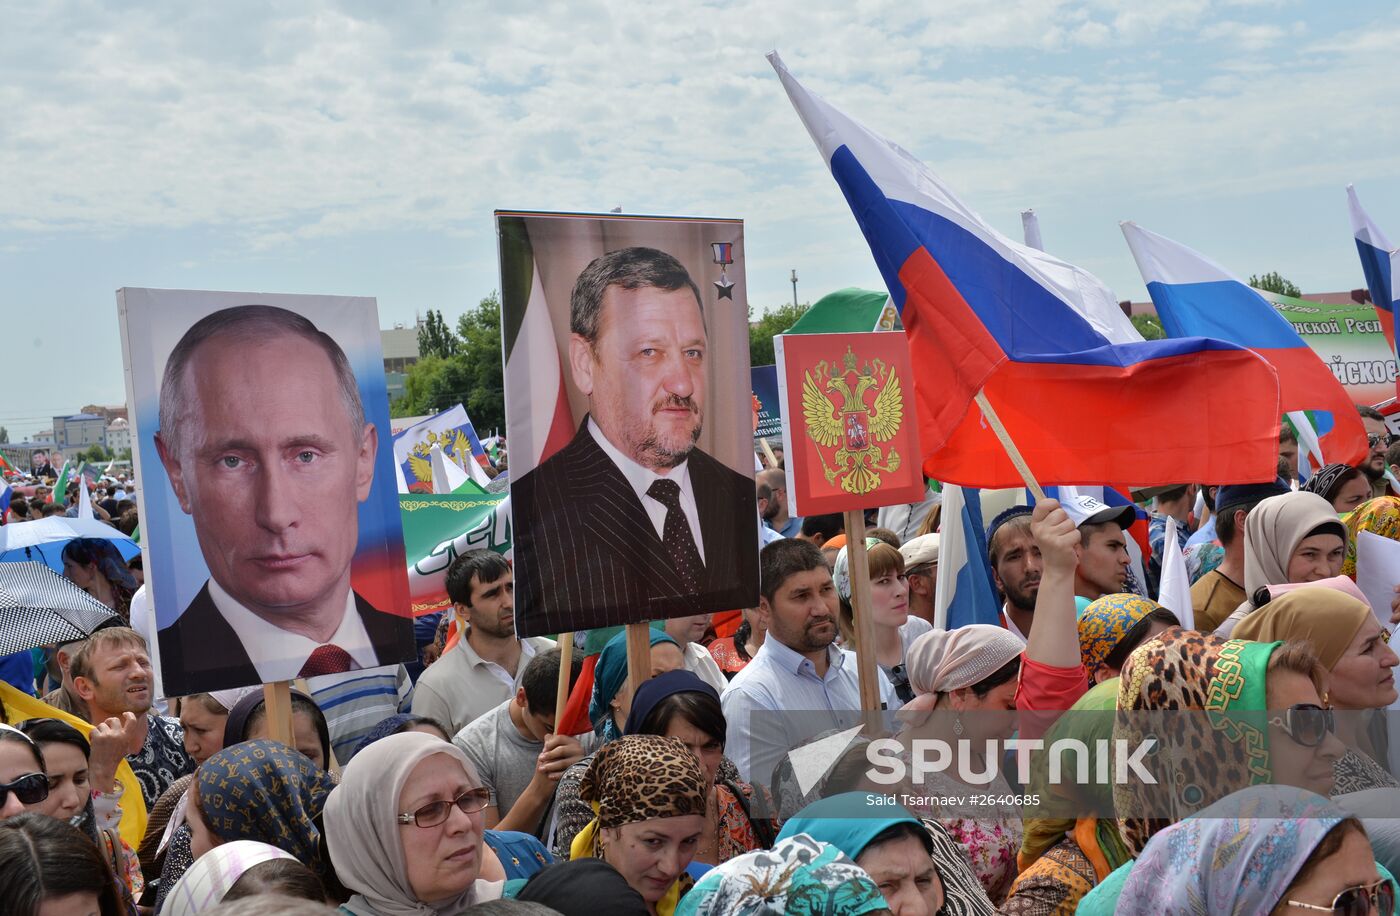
[1122,221,1367,468]
[1347,185,1398,359]
[932,485,1001,630]
[769,54,1282,489]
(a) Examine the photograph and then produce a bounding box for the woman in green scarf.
[1001,679,1129,916]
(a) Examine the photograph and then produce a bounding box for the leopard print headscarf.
[1113,627,1278,855]
[580,734,707,829]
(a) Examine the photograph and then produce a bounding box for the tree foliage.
[417,309,459,359]
[77,444,112,464]
[1248,271,1302,298]
[394,294,507,434]
[0,426,8,444]
[1131,313,1166,340]
[749,302,810,367]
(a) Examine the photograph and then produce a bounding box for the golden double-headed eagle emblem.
[802,345,904,495]
[406,428,474,486]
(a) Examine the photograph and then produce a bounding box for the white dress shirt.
[1001,603,1029,644]
[721,637,871,786]
[208,578,378,683]
[588,418,705,563]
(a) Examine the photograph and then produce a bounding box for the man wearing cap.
[898,533,938,626]
[987,506,1039,642]
[1058,493,1137,601]
[1190,478,1291,631]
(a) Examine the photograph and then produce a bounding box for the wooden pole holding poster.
[554,632,575,726]
[759,438,778,468]
[261,681,295,746]
[842,510,883,712]
[624,622,652,709]
[974,391,1044,500]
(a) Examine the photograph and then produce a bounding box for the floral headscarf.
[1110,786,1351,915]
[1113,628,1281,855]
[1076,594,1162,686]
[675,835,889,916]
[1342,495,1400,578]
[194,740,336,874]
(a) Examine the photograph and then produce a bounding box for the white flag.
[1158,516,1194,630]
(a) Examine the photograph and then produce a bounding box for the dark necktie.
[298,644,355,678]
[647,478,705,593]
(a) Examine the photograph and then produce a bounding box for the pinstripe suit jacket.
[511,419,759,636]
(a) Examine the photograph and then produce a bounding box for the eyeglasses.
[1286,878,1394,915]
[396,788,490,828]
[1268,703,1335,748]
[0,772,50,806]
[1368,434,1394,448]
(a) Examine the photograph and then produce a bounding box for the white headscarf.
[324,732,501,915]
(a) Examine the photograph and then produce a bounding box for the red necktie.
[298,645,355,678]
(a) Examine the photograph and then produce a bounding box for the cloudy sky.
[3,0,1399,440]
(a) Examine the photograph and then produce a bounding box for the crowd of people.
[1,406,1399,915]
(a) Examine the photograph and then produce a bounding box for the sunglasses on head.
[1269,703,1335,748]
[1286,878,1394,915]
[0,772,49,806]
[396,788,490,828]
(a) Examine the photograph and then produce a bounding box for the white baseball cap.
[1059,493,1135,530]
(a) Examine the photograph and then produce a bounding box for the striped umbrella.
[0,561,122,654]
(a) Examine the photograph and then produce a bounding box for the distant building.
[53,413,107,450]
[81,405,128,424]
[105,417,131,454]
[32,429,54,445]
[381,323,422,403]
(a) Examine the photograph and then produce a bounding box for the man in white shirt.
[660,613,728,692]
[413,550,554,736]
[722,538,868,786]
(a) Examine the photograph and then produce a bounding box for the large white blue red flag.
[1122,221,1367,468]
[769,53,1282,488]
[1347,185,1398,360]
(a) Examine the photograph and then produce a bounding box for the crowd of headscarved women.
[0,489,1398,915]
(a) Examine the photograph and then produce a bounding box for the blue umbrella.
[0,517,141,574]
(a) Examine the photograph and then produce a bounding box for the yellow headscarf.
[0,681,148,848]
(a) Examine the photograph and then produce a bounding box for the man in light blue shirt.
[722,538,866,786]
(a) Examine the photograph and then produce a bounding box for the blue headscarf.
[623,669,719,736]
[778,792,931,861]
[589,629,678,743]
[194,739,336,875]
[351,713,444,758]
[1078,785,1375,916]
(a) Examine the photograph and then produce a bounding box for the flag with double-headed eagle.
[774,331,927,515]
[392,405,491,493]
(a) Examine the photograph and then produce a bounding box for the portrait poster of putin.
[498,212,760,637]
[117,288,415,695]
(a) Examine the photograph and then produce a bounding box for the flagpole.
[974,391,1045,501]
[843,509,883,712]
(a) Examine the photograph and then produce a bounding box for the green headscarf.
[1018,678,1130,872]
[777,792,929,860]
